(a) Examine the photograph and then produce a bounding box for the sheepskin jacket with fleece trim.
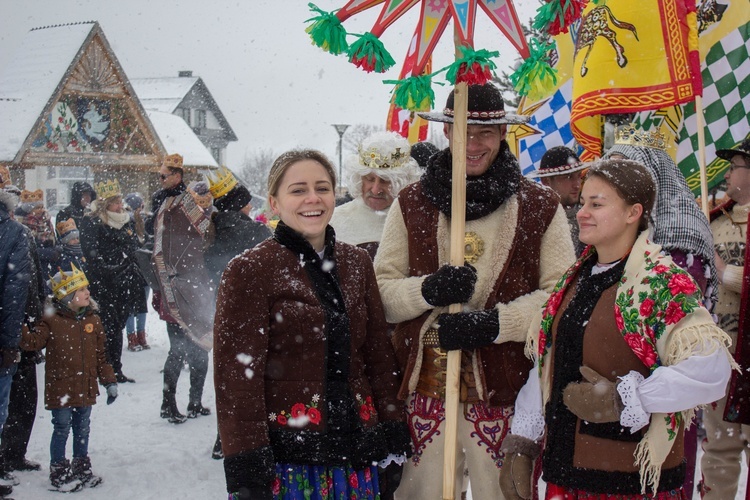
[214,223,409,490]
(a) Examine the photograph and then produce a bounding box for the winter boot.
[115,371,135,383]
[160,393,187,424]
[6,457,41,472]
[136,330,151,350]
[211,433,223,460]
[0,470,18,487]
[126,334,142,352]
[71,456,102,488]
[0,483,12,499]
[186,402,211,419]
[49,459,83,492]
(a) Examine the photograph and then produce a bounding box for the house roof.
[147,111,218,168]
[0,22,97,162]
[131,76,238,142]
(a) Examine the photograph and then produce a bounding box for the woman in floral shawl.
[499,159,734,499]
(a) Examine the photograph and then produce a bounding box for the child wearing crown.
[20,264,118,492]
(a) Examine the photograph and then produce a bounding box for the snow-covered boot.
[126,333,142,352]
[71,456,102,488]
[136,330,150,349]
[186,401,211,419]
[160,393,187,424]
[49,459,82,492]
[0,483,12,499]
[211,433,223,460]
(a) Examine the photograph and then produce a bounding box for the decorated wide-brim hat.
[716,138,750,161]
[527,146,587,178]
[418,83,528,125]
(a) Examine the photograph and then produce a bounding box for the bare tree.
[236,147,276,197]
[342,124,384,156]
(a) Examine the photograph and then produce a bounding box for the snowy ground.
[8,309,748,499]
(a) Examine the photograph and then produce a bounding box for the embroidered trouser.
[700,392,750,499]
[394,392,512,500]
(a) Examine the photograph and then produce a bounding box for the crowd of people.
[0,83,748,499]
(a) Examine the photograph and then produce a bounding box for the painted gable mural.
[30,34,152,156]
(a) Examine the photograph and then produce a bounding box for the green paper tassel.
[304,3,348,55]
[384,75,438,112]
[510,39,558,100]
[347,32,396,73]
[445,46,499,85]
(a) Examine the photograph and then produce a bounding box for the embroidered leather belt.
[417,328,479,403]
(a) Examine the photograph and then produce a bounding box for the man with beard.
[374,83,575,499]
[329,131,422,260]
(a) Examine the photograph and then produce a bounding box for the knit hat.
[49,263,89,302]
[345,131,422,198]
[214,184,252,213]
[527,146,586,178]
[123,192,144,212]
[410,141,439,169]
[56,218,80,245]
[418,83,528,125]
[716,137,750,162]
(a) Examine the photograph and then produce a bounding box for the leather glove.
[563,366,624,423]
[499,434,540,500]
[0,348,21,369]
[421,264,477,307]
[436,309,499,351]
[378,461,404,500]
[106,383,118,405]
[229,486,273,500]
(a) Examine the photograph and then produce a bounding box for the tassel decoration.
[304,3,349,55]
[384,74,441,112]
[446,46,499,85]
[347,32,396,73]
[510,39,558,100]
[533,0,588,36]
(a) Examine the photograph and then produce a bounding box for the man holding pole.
[374,83,575,499]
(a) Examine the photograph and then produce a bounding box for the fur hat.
[716,137,750,162]
[410,141,439,169]
[345,131,422,199]
[527,146,586,178]
[418,83,528,125]
[49,263,89,302]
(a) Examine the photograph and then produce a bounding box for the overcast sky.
[0,0,540,167]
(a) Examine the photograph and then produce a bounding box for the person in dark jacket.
[55,181,96,232]
[204,168,271,459]
[79,180,144,384]
[145,154,186,236]
[0,187,30,500]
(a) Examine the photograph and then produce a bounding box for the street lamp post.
[332,124,350,195]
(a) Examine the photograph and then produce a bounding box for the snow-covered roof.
[0,22,96,161]
[130,77,198,113]
[147,111,217,169]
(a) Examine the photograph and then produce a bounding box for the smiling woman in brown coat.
[214,150,410,500]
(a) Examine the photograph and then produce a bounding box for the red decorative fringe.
[454,62,493,85]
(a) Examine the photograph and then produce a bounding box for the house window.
[211,147,221,163]
[195,109,206,129]
[47,166,57,179]
[46,188,57,208]
[179,108,191,125]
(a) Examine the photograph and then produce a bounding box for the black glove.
[421,264,477,307]
[0,348,21,369]
[378,461,404,500]
[437,309,499,351]
[224,447,274,499]
[229,486,273,500]
[106,384,118,405]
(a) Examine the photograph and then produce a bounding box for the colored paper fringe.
[305,3,348,55]
[445,47,499,85]
[533,0,588,36]
[510,39,558,100]
[384,74,438,112]
[347,32,396,73]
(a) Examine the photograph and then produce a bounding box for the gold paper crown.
[95,179,122,200]
[614,124,668,151]
[188,187,213,209]
[357,145,410,170]
[20,189,43,204]
[0,166,10,188]
[207,166,238,199]
[55,218,77,236]
[163,153,184,170]
[49,263,89,300]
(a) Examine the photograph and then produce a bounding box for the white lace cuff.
[378,453,406,468]
[510,408,545,442]
[617,370,649,433]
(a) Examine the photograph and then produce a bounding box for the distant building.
[0,21,218,210]
[131,72,237,166]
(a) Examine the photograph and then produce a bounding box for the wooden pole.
[442,81,468,500]
[695,95,710,218]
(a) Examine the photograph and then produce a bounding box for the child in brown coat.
[20,264,117,492]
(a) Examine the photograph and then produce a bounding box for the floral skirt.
[545,483,687,499]
[272,463,380,500]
